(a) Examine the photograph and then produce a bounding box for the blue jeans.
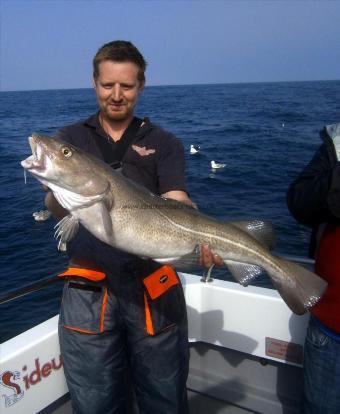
[302,317,340,414]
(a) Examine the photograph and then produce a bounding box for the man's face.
[94,60,144,122]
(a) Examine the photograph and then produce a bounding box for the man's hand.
[199,244,224,268]
[45,191,68,220]
[161,190,197,209]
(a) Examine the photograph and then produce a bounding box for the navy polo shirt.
[57,113,187,196]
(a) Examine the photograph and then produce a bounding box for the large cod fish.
[21,134,327,315]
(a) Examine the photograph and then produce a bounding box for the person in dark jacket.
[45,40,222,414]
[287,123,340,413]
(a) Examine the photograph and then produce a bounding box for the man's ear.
[139,80,145,92]
[92,78,97,89]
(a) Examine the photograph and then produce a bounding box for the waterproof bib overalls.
[57,114,189,414]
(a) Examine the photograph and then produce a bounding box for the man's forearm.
[45,191,68,220]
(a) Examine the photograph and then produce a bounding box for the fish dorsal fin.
[230,220,276,250]
[224,259,264,286]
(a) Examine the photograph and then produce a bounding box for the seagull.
[190,144,200,154]
[211,160,226,169]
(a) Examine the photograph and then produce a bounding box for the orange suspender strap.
[58,267,106,282]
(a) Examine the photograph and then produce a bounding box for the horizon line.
[1,78,339,93]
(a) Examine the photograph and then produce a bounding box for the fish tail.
[269,257,328,315]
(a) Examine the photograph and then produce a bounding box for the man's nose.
[111,84,122,101]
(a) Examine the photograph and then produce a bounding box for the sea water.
[1,80,339,342]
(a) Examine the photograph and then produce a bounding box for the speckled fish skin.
[21,134,327,315]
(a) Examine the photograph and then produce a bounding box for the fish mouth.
[21,135,47,175]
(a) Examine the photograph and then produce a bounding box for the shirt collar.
[84,112,101,129]
[83,112,153,141]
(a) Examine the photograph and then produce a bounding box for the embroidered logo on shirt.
[132,145,156,156]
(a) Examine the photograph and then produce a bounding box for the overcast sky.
[1,0,340,91]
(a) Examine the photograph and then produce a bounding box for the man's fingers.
[200,244,213,267]
[199,244,223,268]
[213,253,224,267]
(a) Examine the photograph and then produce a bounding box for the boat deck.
[50,390,255,414]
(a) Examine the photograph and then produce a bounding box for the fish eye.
[61,147,72,158]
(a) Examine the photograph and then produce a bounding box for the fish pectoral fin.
[85,202,114,245]
[224,260,264,286]
[54,215,79,247]
[230,220,276,250]
[103,189,114,211]
[154,257,181,263]
[154,246,201,269]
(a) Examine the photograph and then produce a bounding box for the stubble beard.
[103,103,134,123]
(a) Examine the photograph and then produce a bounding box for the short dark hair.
[93,40,147,82]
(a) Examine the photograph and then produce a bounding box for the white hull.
[0,273,309,413]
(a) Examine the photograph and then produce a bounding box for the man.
[287,123,340,413]
[46,40,221,414]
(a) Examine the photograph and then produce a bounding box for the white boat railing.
[0,254,313,413]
